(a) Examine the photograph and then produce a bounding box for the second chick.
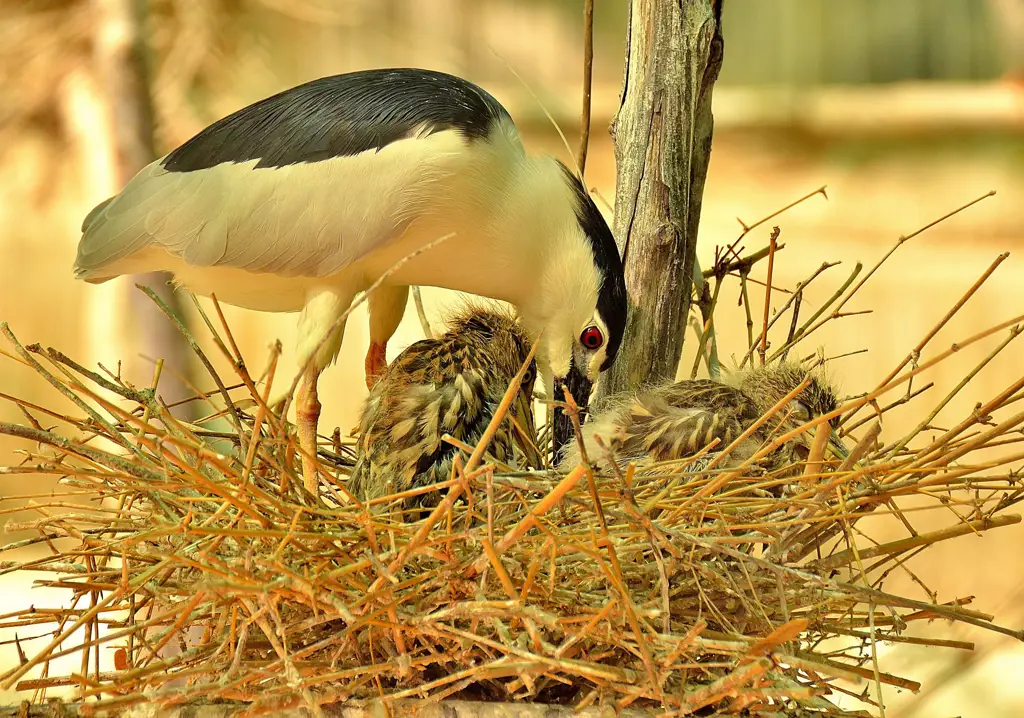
[348,304,541,511]
[561,362,847,472]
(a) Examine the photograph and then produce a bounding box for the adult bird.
[72,68,627,493]
[349,303,541,512]
[561,362,848,473]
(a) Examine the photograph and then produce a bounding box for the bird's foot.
[365,342,388,390]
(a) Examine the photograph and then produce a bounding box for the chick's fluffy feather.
[565,361,840,470]
[348,304,537,509]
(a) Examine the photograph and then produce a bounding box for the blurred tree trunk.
[93,0,196,418]
[594,0,724,404]
[989,0,1024,82]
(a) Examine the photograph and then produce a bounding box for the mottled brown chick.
[562,362,847,471]
[348,304,541,510]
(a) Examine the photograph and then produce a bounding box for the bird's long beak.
[551,359,593,465]
[510,391,544,470]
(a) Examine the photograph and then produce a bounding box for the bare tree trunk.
[594,0,725,404]
[93,0,196,418]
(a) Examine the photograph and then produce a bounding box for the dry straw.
[1,192,1022,717]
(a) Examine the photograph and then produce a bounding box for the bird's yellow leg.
[293,285,355,494]
[296,365,322,495]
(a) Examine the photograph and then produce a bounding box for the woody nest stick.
[0,192,1021,718]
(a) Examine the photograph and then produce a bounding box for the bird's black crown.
[557,163,628,371]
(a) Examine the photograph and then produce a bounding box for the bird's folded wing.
[74,69,516,281]
[74,131,472,280]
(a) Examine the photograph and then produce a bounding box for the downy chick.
[562,362,847,472]
[349,304,541,510]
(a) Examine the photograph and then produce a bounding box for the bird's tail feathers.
[74,161,183,278]
[81,196,115,233]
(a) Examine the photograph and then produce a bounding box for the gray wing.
[74,69,514,281]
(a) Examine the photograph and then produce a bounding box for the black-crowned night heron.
[561,362,848,472]
[348,303,540,511]
[71,68,627,493]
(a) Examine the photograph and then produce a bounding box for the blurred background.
[1,0,1023,715]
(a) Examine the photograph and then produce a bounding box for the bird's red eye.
[580,326,604,350]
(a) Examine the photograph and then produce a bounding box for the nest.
[1,193,1023,717]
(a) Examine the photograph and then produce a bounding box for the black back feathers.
[163,68,511,172]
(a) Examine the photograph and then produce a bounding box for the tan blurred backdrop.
[1,1,1023,715]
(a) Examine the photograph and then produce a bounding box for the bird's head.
[444,303,544,469]
[515,162,627,462]
[736,362,848,461]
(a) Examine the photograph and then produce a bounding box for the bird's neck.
[362,153,575,308]
[487,154,588,300]
[485,156,603,377]
[403,153,585,313]
[365,152,594,353]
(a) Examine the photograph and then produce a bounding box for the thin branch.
[411,287,433,339]
[577,0,595,177]
[734,186,828,242]
[757,227,780,365]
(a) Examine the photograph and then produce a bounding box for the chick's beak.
[551,359,594,465]
[510,391,544,469]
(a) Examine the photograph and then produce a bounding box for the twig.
[691,275,724,379]
[811,514,1021,572]
[740,271,755,354]
[734,185,828,242]
[705,243,786,280]
[780,291,802,362]
[577,0,594,177]
[281,234,454,420]
[759,260,840,363]
[771,192,996,365]
[757,227,780,365]
[886,323,1023,458]
[136,285,248,457]
[410,287,433,339]
[842,251,1010,428]
[756,262,863,367]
